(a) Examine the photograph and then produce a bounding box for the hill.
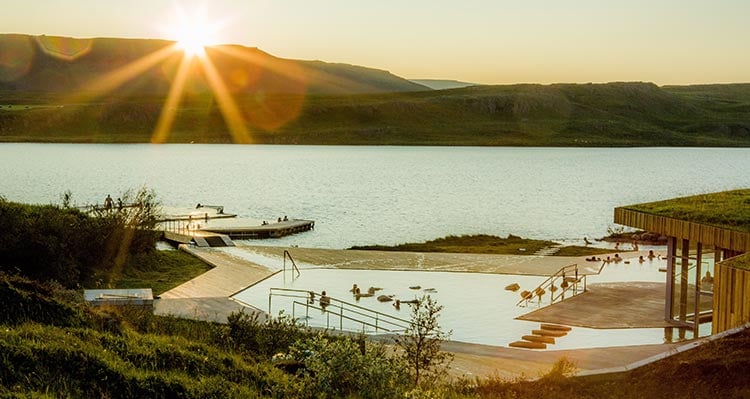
[410,79,478,90]
[0,34,429,96]
[0,34,749,146]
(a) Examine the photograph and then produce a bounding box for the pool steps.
[509,323,572,349]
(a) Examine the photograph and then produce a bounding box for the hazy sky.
[3,0,749,85]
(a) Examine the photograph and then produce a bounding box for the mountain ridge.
[0,34,430,95]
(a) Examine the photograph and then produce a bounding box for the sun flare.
[168,11,219,57]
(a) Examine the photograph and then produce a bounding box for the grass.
[350,234,557,255]
[721,253,750,271]
[111,249,213,295]
[351,234,617,256]
[2,82,750,146]
[623,189,750,233]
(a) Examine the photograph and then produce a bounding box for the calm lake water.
[1,144,749,249]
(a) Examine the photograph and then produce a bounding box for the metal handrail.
[269,287,411,333]
[516,263,581,306]
[283,250,301,279]
[291,301,407,333]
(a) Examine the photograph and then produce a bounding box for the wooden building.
[614,189,750,334]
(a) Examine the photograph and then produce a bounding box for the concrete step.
[509,340,547,349]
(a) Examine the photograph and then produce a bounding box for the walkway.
[154,246,276,322]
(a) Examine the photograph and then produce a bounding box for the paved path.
[154,246,275,322]
[158,246,276,299]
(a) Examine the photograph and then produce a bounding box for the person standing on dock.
[104,194,113,211]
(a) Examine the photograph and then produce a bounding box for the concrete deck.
[153,244,697,379]
[238,244,608,275]
[518,282,672,328]
[158,246,275,299]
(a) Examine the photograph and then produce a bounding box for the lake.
[1,144,749,249]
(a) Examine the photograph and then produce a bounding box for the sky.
[2,0,749,85]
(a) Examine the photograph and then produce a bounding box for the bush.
[227,310,307,358]
[0,189,161,288]
[289,333,410,399]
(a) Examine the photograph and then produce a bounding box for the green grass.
[351,234,557,255]
[2,82,750,146]
[552,246,616,256]
[351,234,618,256]
[623,189,750,233]
[112,250,213,295]
[721,253,750,271]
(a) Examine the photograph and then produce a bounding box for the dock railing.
[516,263,586,307]
[268,288,411,334]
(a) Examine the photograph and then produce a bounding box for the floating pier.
[160,205,315,247]
[201,219,315,239]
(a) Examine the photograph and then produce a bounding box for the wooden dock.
[201,219,315,239]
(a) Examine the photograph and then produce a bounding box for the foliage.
[0,272,91,327]
[395,295,453,387]
[351,234,556,255]
[0,324,292,398]
[0,189,161,288]
[227,310,308,359]
[624,189,750,232]
[289,333,410,399]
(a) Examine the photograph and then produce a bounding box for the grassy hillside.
[0,34,428,96]
[1,81,749,145]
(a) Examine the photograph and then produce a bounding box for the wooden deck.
[201,219,315,239]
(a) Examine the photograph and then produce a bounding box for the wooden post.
[693,243,702,333]
[679,239,690,323]
[665,236,676,321]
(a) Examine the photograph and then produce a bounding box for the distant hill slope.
[0,34,429,95]
[410,79,478,90]
[0,35,748,146]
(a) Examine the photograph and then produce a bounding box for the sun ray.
[71,44,178,102]
[199,55,253,143]
[211,45,308,85]
[151,54,194,143]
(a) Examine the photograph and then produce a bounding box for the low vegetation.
[112,250,213,295]
[623,189,750,233]
[351,234,557,254]
[351,234,615,256]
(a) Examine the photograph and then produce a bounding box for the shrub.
[289,333,410,399]
[227,310,307,358]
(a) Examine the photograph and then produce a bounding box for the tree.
[395,295,453,387]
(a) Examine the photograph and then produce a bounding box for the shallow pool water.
[231,255,704,349]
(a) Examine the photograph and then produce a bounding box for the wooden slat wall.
[713,264,750,334]
[614,208,750,252]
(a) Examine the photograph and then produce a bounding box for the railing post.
[340,304,344,331]
[268,291,272,315]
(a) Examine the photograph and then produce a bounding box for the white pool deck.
[155,244,696,379]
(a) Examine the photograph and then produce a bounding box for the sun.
[167,11,219,57]
[176,29,209,56]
